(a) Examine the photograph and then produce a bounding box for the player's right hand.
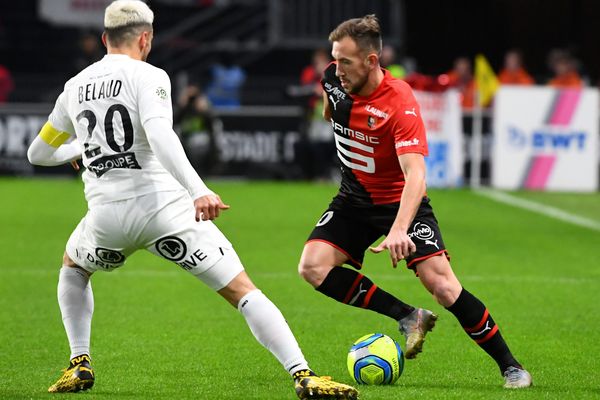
[369,229,416,268]
[194,194,230,221]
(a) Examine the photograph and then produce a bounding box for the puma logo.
[405,107,417,117]
[349,284,368,305]
[329,95,340,111]
[470,321,492,336]
[425,239,439,249]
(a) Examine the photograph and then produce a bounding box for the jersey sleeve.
[137,67,173,125]
[392,87,428,157]
[47,91,75,136]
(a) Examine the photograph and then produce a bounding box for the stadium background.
[1,1,599,399]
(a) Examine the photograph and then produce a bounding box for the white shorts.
[66,190,244,290]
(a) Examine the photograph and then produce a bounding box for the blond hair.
[328,14,382,55]
[104,0,153,46]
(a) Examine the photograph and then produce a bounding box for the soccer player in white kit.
[27,2,358,399]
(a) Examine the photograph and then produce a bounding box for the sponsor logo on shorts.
[177,249,208,271]
[408,222,434,241]
[316,211,334,227]
[95,247,125,264]
[425,239,439,249]
[155,236,187,262]
[84,251,120,270]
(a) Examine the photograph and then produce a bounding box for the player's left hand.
[194,194,230,221]
[369,230,416,268]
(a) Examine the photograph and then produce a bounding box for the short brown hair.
[328,14,382,55]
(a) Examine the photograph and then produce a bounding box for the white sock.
[58,266,94,359]
[238,289,309,376]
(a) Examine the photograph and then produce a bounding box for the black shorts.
[307,195,449,271]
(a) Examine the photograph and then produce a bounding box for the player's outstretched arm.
[27,122,81,166]
[143,116,229,221]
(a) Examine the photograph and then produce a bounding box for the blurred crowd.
[292,46,590,115]
[0,30,592,180]
[394,47,585,109]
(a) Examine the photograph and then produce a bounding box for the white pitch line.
[475,189,600,232]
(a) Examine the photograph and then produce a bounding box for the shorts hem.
[64,246,97,274]
[406,249,450,271]
[306,239,363,269]
[193,250,245,291]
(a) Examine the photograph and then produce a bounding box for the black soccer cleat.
[48,354,95,393]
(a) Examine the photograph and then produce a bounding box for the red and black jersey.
[321,62,428,206]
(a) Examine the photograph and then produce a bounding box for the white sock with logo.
[58,266,94,359]
[238,289,309,376]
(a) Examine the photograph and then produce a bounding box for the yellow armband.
[39,122,70,148]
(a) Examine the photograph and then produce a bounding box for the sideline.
[474,189,600,232]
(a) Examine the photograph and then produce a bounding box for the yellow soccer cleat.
[48,354,95,393]
[293,370,359,400]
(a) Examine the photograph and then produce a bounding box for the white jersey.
[48,54,183,206]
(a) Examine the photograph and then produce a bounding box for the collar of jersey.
[103,54,134,61]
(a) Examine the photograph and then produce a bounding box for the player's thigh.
[144,192,243,290]
[66,204,133,273]
[404,198,450,271]
[304,198,379,271]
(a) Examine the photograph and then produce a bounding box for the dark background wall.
[403,0,600,82]
[1,0,599,102]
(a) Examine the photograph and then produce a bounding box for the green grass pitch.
[1,178,599,399]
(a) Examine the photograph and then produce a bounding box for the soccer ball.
[347,333,404,385]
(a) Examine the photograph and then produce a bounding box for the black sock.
[316,266,414,321]
[446,288,520,373]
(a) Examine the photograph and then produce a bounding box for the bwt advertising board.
[414,89,463,187]
[492,87,599,191]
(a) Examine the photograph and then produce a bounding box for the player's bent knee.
[62,252,81,268]
[432,283,455,306]
[298,259,331,287]
[428,278,461,307]
[218,271,257,308]
[62,252,92,276]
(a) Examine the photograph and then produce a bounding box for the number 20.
[76,104,134,155]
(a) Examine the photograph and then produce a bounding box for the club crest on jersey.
[367,116,377,129]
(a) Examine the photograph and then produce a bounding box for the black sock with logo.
[446,288,520,373]
[316,266,414,321]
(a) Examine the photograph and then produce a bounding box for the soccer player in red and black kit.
[298,15,532,389]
